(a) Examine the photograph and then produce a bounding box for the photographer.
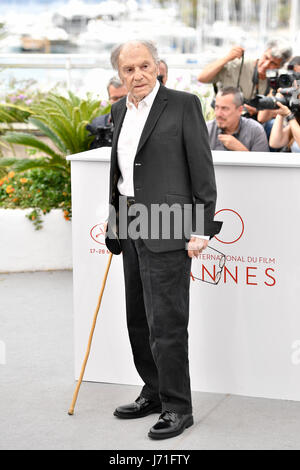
[247,65,300,151]
[288,56,300,73]
[269,97,300,152]
[158,59,168,85]
[207,87,269,152]
[88,77,127,149]
[257,56,300,126]
[198,39,292,117]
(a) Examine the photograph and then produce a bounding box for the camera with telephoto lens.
[246,74,300,114]
[266,69,300,90]
[246,88,300,113]
[86,124,114,148]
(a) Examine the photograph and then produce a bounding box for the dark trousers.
[120,232,193,415]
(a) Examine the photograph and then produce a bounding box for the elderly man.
[105,40,222,440]
[207,87,269,152]
[198,38,292,116]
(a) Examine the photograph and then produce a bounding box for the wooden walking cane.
[68,252,113,415]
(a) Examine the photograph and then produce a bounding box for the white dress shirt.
[116,80,208,241]
[117,80,160,197]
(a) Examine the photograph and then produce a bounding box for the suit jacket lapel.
[136,85,168,155]
[111,99,127,164]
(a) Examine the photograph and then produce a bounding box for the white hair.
[110,40,159,71]
[266,38,292,65]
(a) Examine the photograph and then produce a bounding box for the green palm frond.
[0,102,31,113]
[0,156,69,175]
[0,139,12,149]
[90,104,111,123]
[35,114,73,152]
[12,158,69,175]
[2,132,63,159]
[79,100,89,121]
[67,91,81,107]
[37,95,72,120]
[0,157,20,168]
[76,120,93,152]
[72,107,81,137]
[28,117,67,154]
[0,103,31,123]
[1,92,111,176]
[47,113,77,154]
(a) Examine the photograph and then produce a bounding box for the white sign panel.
[69,149,300,401]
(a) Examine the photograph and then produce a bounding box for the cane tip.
[68,410,74,416]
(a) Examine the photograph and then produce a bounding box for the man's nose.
[133,69,143,81]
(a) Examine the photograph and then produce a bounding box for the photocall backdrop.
[68,148,300,401]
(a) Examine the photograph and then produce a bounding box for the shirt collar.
[126,80,160,110]
[217,117,242,137]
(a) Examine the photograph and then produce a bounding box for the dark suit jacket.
[105,84,222,255]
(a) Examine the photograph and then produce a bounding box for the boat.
[20,26,70,52]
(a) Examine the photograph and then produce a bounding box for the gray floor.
[1,271,300,450]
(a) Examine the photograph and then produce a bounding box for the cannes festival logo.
[90,223,106,246]
[214,209,244,244]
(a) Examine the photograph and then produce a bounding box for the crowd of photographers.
[199,38,300,153]
[88,38,300,153]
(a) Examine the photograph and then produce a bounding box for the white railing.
[0,53,111,89]
[0,52,214,94]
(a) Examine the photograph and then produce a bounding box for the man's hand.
[225,46,245,62]
[187,237,209,259]
[243,104,258,116]
[275,100,292,117]
[218,134,248,151]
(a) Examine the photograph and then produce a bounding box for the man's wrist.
[237,142,249,151]
[228,139,248,152]
[286,113,296,122]
[224,55,234,65]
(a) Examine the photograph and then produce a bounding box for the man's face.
[108,84,127,104]
[293,64,300,73]
[215,93,243,131]
[118,43,159,103]
[257,48,283,79]
[158,61,168,85]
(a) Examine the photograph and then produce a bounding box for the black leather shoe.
[148,411,194,440]
[114,396,161,419]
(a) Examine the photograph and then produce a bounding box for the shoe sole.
[114,405,162,419]
[148,416,194,440]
